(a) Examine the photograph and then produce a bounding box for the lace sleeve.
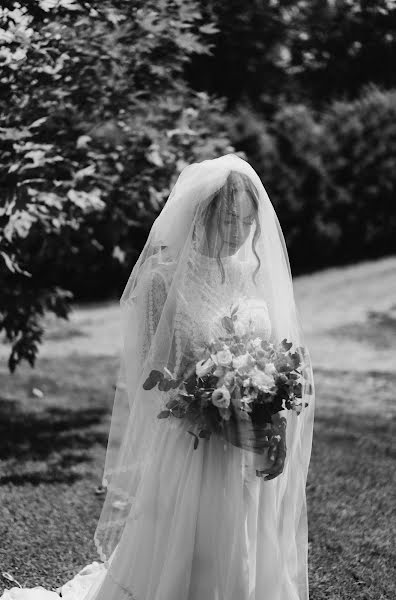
[135,271,167,362]
[140,269,169,365]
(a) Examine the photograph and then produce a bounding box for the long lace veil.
[93,154,315,592]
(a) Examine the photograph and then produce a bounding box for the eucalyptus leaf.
[187,430,200,449]
[143,369,163,390]
[157,410,171,419]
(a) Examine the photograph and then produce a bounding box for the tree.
[187,0,396,111]
[0,0,232,371]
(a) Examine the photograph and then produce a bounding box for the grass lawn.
[1,256,395,598]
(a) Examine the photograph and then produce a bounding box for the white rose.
[242,393,255,404]
[264,362,277,376]
[215,348,233,367]
[251,337,263,349]
[211,385,231,408]
[250,368,274,392]
[232,353,255,374]
[196,357,215,378]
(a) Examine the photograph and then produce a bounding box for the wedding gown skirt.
[1,256,310,600]
[0,409,307,600]
[78,414,301,600]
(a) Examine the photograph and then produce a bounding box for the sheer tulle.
[0,154,315,600]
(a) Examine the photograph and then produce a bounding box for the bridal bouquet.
[143,299,312,454]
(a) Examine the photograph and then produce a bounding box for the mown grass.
[0,355,116,593]
[1,257,396,598]
[307,372,395,600]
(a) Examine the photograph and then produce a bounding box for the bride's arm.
[143,267,187,379]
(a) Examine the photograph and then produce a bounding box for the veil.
[93,154,315,596]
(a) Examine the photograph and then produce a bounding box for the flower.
[232,352,255,374]
[242,377,251,388]
[264,362,277,376]
[223,371,236,388]
[211,385,231,408]
[290,398,303,413]
[250,367,275,392]
[196,357,215,378]
[242,393,255,404]
[240,398,253,411]
[215,347,233,367]
[213,365,226,377]
[251,337,263,349]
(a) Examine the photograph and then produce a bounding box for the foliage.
[0,1,232,371]
[321,85,396,263]
[229,85,396,273]
[188,0,396,111]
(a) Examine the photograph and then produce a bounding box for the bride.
[2,154,315,600]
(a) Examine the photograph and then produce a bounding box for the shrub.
[0,1,232,371]
[229,86,396,273]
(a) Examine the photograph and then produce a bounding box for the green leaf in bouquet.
[158,410,171,419]
[289,352,301,369]
[169,378,183,389]
[143,369,164,390]
[188,430,200,449]
[204,374,219,388]
[274,358,290,373]
[166,399,180,410]
[158,377,174,391]
[184,373,197,394]
[288,372,299,380]
[221,315,235,334]
[231,304,239,317]
[171,405,186,418]
[293,382,303,398]
[271,396,284,413]
[280,339,293,352]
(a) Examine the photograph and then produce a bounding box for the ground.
[1,256,395,598]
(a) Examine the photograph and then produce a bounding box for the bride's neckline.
[190,246,235,269]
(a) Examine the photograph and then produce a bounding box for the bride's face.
[205,179,256,258]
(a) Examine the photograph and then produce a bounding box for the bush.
[322,85,396,263]
[229,86,396,273]
[0,1,232,371]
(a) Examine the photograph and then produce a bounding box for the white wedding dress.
[1,251,308,600]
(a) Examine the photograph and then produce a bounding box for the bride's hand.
[262,413,287,481]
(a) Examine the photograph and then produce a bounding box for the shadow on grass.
[0,398,109,485]
[330,306,396,349]
[306,409,396,599]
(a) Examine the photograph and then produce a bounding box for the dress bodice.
[176,248,272,363]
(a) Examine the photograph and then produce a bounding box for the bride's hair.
[196,169,262,285]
